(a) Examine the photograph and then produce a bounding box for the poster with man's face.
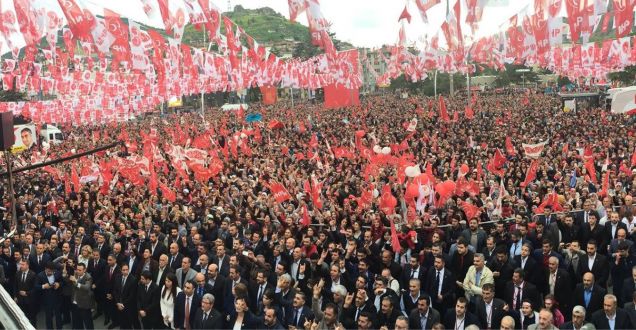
[12,125,36,152]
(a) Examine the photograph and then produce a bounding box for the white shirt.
[437,269,445,295]
[485,300,493,328]
[588,254,596,270]
[521,256,527,269]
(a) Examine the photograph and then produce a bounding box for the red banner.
[324,84,360,109]
[614,0,635,38]
[270,181,292,204]
[260,86,277,105]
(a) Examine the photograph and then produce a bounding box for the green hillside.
[182,5,353,59]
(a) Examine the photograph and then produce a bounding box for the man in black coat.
[173,280,201,330]
[592,294,633,330]
[137,270,161,329]
[112,264,138,330]
[285,291,314,328]
[505,268,540,313]
[249,269,273,313]
[192,293,224,329]
[401,255,427,291]
[542,256,573,318]
[424,256,455,319]
[489,248,514,300]
[572,272,606,320]
[205,263,225,312]
[408,295,441,330]
[14,259,37,326]
[474,283,508,329]
[443,297,479,329]
[513,243,540,285]
[579,239,610,288]
[35,262,63,330]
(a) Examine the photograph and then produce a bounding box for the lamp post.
[516,68,530,88]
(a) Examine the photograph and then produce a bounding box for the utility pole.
[446,0,454,98]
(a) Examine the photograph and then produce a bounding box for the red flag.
[149,165,158,195]
[56,0,95,42]
[486,149,507,176]
[465,106,474,119]
[460,200,481,220]
[302,205,311,227]
[399,6,412,23]
[521,159,539,187]
[599,171,610,197]
[505,137,516,156]
[270,181,292,204]
[584,158,598,184]
[415,0,440,23]
[476,161,483,183]
[562,143,569,155]
[379,185,397,215]
[614,0,635,38]
[439,96,450,122]
[631,150,636,166]
[389,218,401,253]
[309,133,318,149]
[71,165,80,192]
[159,183,176,202]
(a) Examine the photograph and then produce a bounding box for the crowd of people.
[0,91,635,330]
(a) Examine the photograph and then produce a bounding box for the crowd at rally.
[0,91,635,330]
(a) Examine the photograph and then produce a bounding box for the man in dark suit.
[168,243,184,272]
[604,211,628,244]
[285,291,314,328]
[475,283,508,329]
[625,291,636,327]
[137,270,160,329]
[424,256,455,319]
[112,263,138,330]
[542,256,573,318]
[193,272,212,300]
[13,259,37,326]
[341,288,376,329]
[401,255,427,291]
[193,293,224,329]
[69,263,95,330]
[572,272,606,320]
[450,240,474,283]
[206,263,225,312]
[250,269,273,313]
[408,295,441,330]
[212,245,230,277]
[579,240,610,288]
[94,233,111,260]
[505,268,540,313]
[149,232,167,261]
[88,249,107,319]
[173,280,201,329]
[489,248,514,300]
[513,243,541,286]
[224,265,248,313]
[592,294,632,329]
[622,266,636,308]
[274,274,296,321]
[35,262,63,330]
[103,254,120,327]
[442,297,479,329]
[29,243,51,274]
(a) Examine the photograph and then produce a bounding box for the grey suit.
[528,324,559,330]
[175,267,197,288]
[71,273,96,308]
[71,273,96,329]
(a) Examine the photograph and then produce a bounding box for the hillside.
[182,5,354,59]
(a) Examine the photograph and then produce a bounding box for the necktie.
[294,308,300,326]
[202,312,207,323]
[355,307,362,321]
[122,276,126,289]
[22,272,26,283]
[257,285,264,309]
[435,271,440,292]
[109,267,113,279]
[198,287,203,297]
[515,286,522,310]
[459,255,464,269]
[410,269,415,279]
[170,256,175,266]
[421,314,427,329]
[185,297,190,329]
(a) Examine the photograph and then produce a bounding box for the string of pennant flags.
[0,0,360,124]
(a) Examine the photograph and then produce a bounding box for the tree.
[608,65,636,86]
[493,64,539,87]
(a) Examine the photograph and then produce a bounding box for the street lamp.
[516,68,530,88]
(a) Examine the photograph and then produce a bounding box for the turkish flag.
[270,181,292,204]
[302,205,311,227]
[521,159,539,187]
[380,185,397,215]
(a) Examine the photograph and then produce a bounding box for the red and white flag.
[270,181,292,204]
[414,0,440,23]
[522,140,549,159]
